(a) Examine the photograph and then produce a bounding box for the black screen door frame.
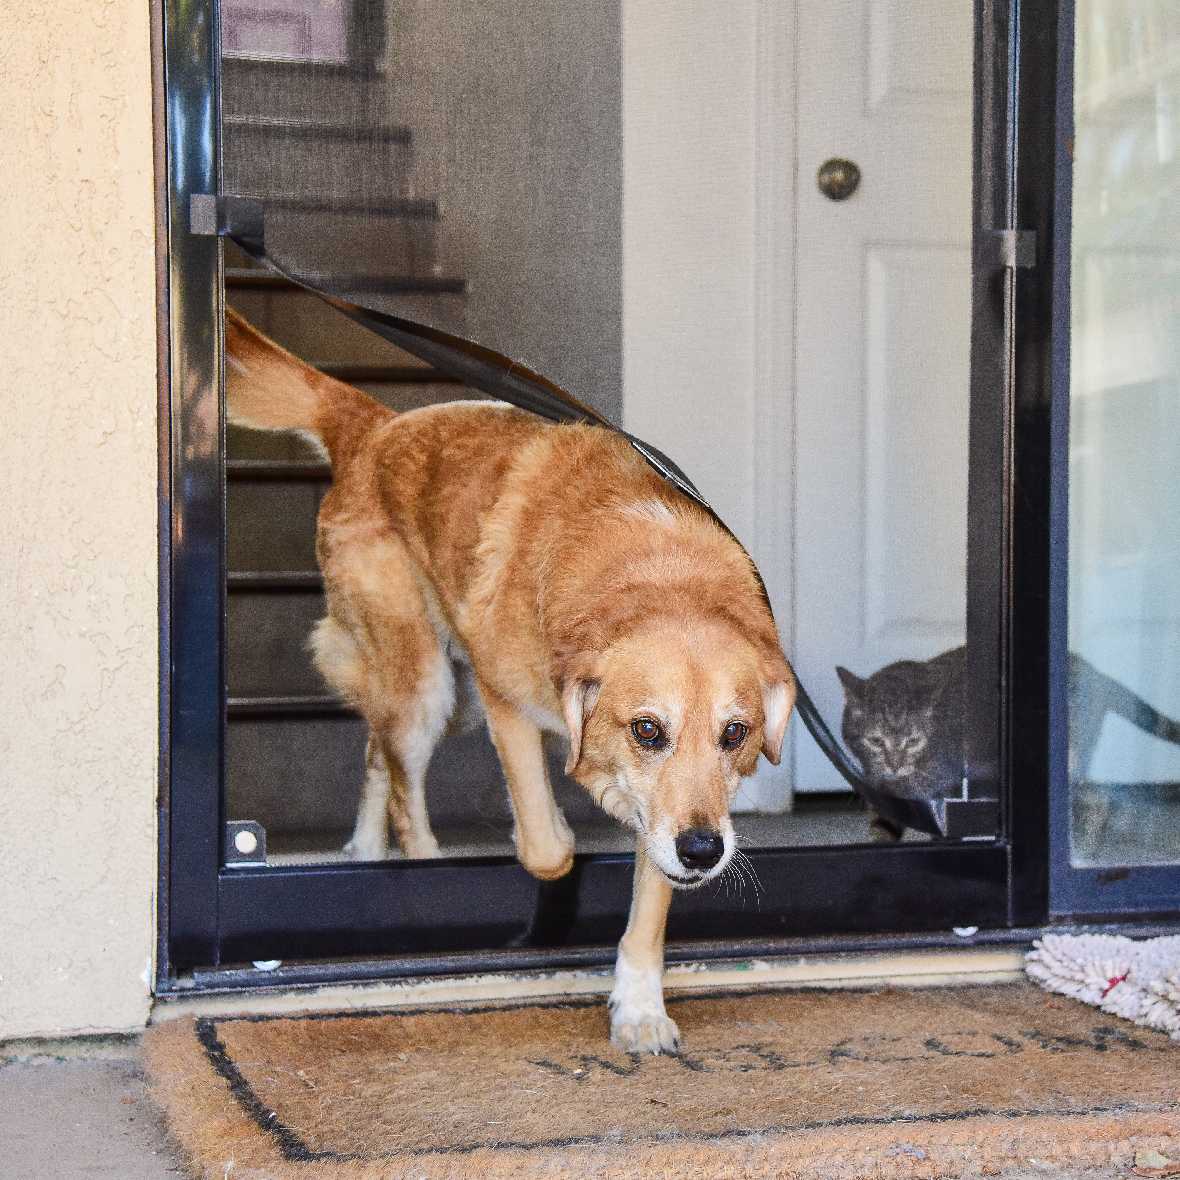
[159,0,1075,989]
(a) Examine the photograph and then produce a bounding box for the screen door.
[163,0,1022,978]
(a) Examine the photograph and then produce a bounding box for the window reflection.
[1069,0,1180,866]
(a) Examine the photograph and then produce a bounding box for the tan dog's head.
[560,618,794,888]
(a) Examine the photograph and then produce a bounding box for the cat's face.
[836,665,934,783]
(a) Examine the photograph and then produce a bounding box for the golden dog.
[225,309,795,1053]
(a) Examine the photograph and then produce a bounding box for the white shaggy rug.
[1027,933,1180,1041]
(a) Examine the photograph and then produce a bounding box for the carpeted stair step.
[226,284,467,360]
[227,480,325,573]
[227,587,327,698]
[227,202,443,279]
[225,269,466,297]
[222,116,415,208]
[225,715,513,840]
[220,57,389,127]
[225,704,599,845]
[223,114,411,144]
[227,714,368,836]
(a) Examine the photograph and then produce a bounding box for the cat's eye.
[720,721,748,750]
[904,736,925,752]
[631,717,666,749]
[864,736,885,749]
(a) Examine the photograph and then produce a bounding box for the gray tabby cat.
[836,646,1180,841]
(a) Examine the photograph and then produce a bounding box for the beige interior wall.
[0,0,159,1039]
[621,0,760,544]
[621,1,797,809]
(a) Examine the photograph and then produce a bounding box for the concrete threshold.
[151,945,1027,1024]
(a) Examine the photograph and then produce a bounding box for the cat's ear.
[836,666,863,699]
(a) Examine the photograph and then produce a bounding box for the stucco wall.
[0,1,158,1039]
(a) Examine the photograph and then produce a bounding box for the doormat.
[145,983,1180,1180]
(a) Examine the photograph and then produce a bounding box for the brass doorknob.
[817,157,861,201]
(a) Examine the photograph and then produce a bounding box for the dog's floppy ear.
[760,664,796,766]
[560,656,602,775]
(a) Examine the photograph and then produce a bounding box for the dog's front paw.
[342,833,389,861]
[609,961,679,1055]
[610,1006,680,1055]
[515,814,575,880]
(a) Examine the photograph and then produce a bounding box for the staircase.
[219,54,603,858]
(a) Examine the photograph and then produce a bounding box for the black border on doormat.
[191,988,1180,1164]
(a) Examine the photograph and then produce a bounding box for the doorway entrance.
[161,0,1050,983]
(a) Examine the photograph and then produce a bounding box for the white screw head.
[234,829,259,856]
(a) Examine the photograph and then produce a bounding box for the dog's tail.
[224,306,392,462]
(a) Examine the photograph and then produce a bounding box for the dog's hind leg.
[342,688,449,862]
[343,737,395,861]
[310,615,397,861]
[479,684,574,880]
[374,652,452,860]
[312,537,451,862]
[342,694,448,862]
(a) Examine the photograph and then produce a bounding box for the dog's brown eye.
[631,717,666,749]
[721,721,748,750]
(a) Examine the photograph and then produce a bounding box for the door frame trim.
[750,0,798,810]
[158,0,226,983]
[965,0,1017,840]
[158,0,1180,986]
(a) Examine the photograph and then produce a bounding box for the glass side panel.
[219,1,984,867]
[1069,0,1180,867]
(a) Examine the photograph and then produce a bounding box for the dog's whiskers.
[718,848,762,909]
[736,849,763,905]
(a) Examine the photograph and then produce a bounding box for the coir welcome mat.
[145,983,1180,1179]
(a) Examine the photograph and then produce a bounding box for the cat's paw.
[869,815,904,843]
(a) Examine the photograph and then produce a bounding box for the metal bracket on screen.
[224,820,268,868]
[942,797,1001,841]
[189,193,265,250]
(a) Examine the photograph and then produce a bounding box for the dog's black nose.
[675,828,724,871]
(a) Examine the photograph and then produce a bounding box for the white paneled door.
[792,1,974,791]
